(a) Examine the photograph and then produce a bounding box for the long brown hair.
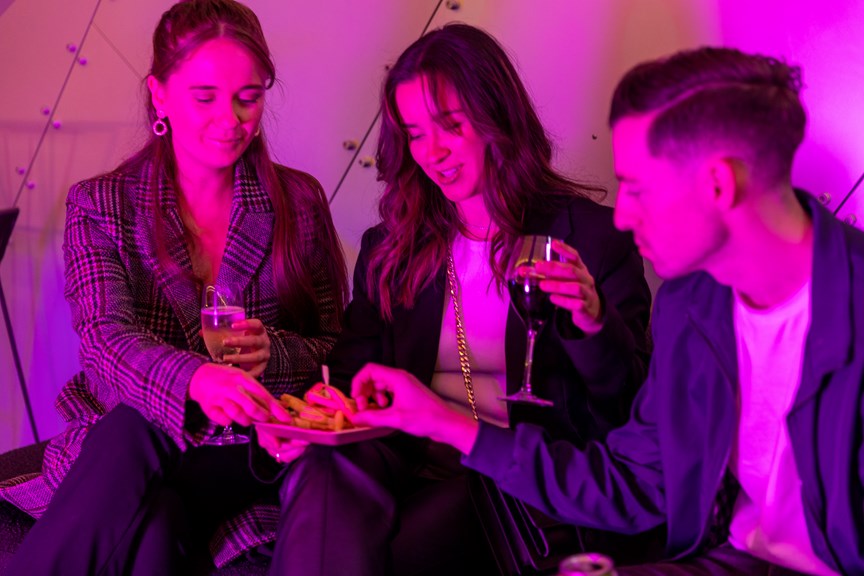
[120,0,347,331]
[369,23,603,320]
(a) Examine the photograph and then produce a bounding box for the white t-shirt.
[431,234,509,427]
[729,279,836,575]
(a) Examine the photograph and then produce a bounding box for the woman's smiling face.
[149,37,267,178]
[396,75,487,207]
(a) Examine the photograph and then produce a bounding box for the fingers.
[350,406,403,429]
[202,373,272,424]
[549,293,598,315]
[540,277,592,298]
[278,441,309,464]
[535,260,589,282]
[551,239,585,267]
[351,363,399,409]
[257,430,309,464]
[536,241,588,279]
[223,348,269,366]
[533,241,601,328]
[205,405,233,427]
[231,318,265,334]
[223,335,269,351]
[233,387,272,423]
[224,320,270,378]
[265,395,293,423]
[222,341,270,371]
[257,428,280,453]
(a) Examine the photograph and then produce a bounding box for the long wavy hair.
[368,23,604,319]
[119,0,347,332]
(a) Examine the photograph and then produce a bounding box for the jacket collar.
[685,274,738,388]
[684,191,853,400]
[140,158,274,351]
[522,202,574,240]
[796,191,852,406]
[215,159,274,296]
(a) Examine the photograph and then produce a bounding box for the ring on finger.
[275,451,282,464]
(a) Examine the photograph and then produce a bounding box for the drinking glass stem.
[222,425,235,442]
[522,327,538,394]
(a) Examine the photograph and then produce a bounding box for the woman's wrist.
[429,409,481,455]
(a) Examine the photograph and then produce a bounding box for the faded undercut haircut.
[609,46,806,186]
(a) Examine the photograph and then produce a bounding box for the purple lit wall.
[0,0,862,451]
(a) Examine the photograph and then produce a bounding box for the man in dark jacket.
[351,47,860,574]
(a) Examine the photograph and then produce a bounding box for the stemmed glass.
[201,282,250,445]
[500,235,558,407]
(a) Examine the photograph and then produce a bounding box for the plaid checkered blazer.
[0,158,343,566]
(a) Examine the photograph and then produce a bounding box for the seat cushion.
[0,442,47,482]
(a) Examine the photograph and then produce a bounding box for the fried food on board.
[278,383,369,431]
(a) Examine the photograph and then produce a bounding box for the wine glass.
[201,282,250,445]
[500,235,558,406]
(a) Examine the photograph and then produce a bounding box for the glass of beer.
[201,282,249,445]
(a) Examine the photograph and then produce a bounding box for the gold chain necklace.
[445,246,480,422]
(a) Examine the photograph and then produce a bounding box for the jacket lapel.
[686,276,737,389]
[137,165,204,351]
[393,269,447,384]
[793,194,853,411]
[787,194,852,571]
[215,160,274,296]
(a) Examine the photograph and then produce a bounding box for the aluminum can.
[558,553,618,576]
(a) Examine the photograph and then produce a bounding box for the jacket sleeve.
[322,227,388,394]
[260,194,344,395]
[463,354,666,534]
[555,222,651,427]
[63,181,207,447]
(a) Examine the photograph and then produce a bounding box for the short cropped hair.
[609,47,806,185]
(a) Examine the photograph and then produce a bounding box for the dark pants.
[619,544,812,575]
[271,435,496,576]
[6,404,275,576]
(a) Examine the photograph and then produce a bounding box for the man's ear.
[146,75,166,114]
[703,156,743,211]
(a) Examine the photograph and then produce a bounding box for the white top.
[729,279,836,575]
[431,233,510,427]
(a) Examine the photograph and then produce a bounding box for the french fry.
[279,394,308,413]
[275,382,377,432]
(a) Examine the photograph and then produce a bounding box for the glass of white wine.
[201,282,249,445]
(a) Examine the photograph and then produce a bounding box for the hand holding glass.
[501,235,558,407]
[201,283,250,444]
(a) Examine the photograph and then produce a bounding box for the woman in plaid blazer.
[2,1,348,574]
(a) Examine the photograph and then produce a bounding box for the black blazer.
[327,196,651,445]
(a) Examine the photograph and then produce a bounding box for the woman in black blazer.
[259,23,653,576]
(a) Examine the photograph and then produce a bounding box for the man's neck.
[712,189,814,309]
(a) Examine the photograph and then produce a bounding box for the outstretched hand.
[189,363,290,427]
[536,240,603,335]
[349,363,479,454]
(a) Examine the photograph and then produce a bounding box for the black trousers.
[6,404,275,576]
[619,544,813,575]
[271,435,496,576]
